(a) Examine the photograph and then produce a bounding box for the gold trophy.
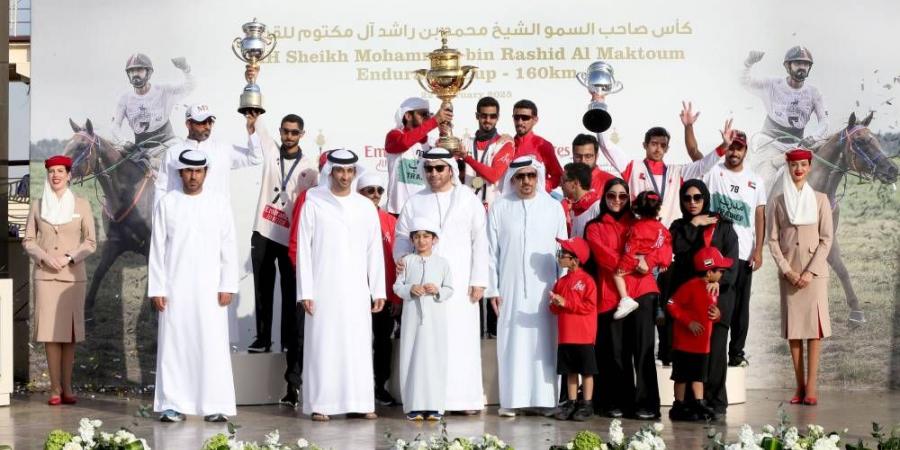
[414,29,477,153]
[232,18,277,114]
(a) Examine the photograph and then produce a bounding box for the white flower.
[725,445,742,450]
[264,430,281,445]
[449,442,464,450]
[811,436,840,450]
[62,443,84,450]
[566,444,575,450]
[394,438,408,450]
[762,425,776,435]
[652,423,664,433]
[600,444,608,450]
[610,419,625,445]
[297,438,310,448]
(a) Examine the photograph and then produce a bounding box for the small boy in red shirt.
[549,237,597,422]
[666,246,730,421]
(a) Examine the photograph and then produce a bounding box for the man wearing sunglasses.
[154,103,263,207]
[486,156,567,417]
[384,97,453,214]
[456,96,514,209]
[357,172,401,407]
[394,147,489,415]
[247,114,319,407]
[511,99,563,191]
[685,116,767,369]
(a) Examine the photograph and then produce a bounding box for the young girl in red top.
[613,191,672,320]
[549,237,597,422]
[666,246,729,421]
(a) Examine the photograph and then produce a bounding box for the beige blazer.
[23,195,97,282]
[766,191,833,278]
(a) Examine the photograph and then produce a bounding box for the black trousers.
[372,304,394,389]
[479,298,498,337]
[655,269,674,364]
[728,261,753,359]
[623,293,660,416]
[250,232,303,385]
[593,309,634,413]
[704,285,736,412]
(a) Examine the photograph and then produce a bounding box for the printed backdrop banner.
[29,0,900,391]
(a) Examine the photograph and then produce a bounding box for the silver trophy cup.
[575,61,623,133]
[232,19,277,114]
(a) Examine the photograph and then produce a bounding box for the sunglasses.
[606,192,629,201]
[280,128,302,136]
[514,172,538,181]
[424,164,448,173]
[512,114,533,122]
[478,113,499,119]
[360,186,384,195]
[189,118,215,126]
[682,193,704,203]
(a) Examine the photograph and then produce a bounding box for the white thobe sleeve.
[596,132,630,176]
[392,255,412,301]
[553,201,568,278]
[468,197,489,288]
[229,132,264,169]
[218,199,240,293]
[681,146,723,180]
[295,201,316,302]
[147,199,168,297]
[485,203,501,298]
[366,207,387,300]
[436,258,454,303]
[392,204,414,262]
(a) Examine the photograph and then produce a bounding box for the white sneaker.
[613,297,639,320]
[498,408,516,417]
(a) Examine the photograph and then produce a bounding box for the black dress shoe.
[571,400,593,421]
[692,399,717,421]
[634,408,659,420]
[280,383,300,408]
[605,408,624,418]
[248,339,271,353]
[554,400,577,421]
[374,387,397,406]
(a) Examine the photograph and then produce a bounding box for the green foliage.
[572,431,603,450]
[44,430,74,450]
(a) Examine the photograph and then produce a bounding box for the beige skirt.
[779,276,832,340]
[33,279,86,343]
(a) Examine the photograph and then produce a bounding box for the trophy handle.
[609,81,624,94]
[231,38,246,62]
[261,33,278,61]
[413,69,434,94]
[460,66,478,90]
[575,72,590,89]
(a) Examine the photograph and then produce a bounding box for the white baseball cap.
[185,103,216,122]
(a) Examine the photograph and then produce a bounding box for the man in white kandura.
[394,147,489,415]
[487,156,568,417]
[148,148,239,423]
[294,149,386,422]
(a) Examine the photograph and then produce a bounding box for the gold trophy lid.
[428,29,460,71]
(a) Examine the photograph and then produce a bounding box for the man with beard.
[454,96,514,209]
[572,134,615,192]
[685,120,766,372]
[154,103,262,206]
[511,100,563,191]
[394,147,489,415]
[741,46,828,188]
[247,114,319,409]
[113,53,194,163]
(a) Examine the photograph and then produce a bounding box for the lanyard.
[279,151,303,192]
[643,160,667,201]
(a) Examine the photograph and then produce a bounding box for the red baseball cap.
[44,155,73,170]
[693,246,733,272]
[731,130,747,148]
[557,237,590,264]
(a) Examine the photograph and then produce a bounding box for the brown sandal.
[311,413,330,421]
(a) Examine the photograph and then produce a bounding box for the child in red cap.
[549,237,598,422]
[666,246,730,421]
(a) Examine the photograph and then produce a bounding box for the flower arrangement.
[386,420,514,450]
[705,408,842,450]
[43,418,149,450]
[551,419,666,450]
[201,428,323,450]
[845,423,900,450]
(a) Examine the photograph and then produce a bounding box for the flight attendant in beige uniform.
[766,148,832,407]
[23,155,97,405]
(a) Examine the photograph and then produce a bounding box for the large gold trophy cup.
[414,29,477,153]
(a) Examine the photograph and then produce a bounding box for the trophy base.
[436,136,461,153]
[583,101,612,133]
[239,90,265,115]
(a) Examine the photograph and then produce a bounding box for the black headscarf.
[598,177,630,220]
[678,178,711,219]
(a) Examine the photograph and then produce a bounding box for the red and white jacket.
[462,134,514,208]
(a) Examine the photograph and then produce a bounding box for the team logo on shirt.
[573,280,585,292]
[748,181,757,190]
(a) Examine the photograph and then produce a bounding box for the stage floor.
[1,390,897,449]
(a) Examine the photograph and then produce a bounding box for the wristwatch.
[65,254,74,265]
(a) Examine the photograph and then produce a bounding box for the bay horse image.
[63,119,155,318]
[761,112,898,324]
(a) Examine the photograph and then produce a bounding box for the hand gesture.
[438,121,453,137]
[785,271,801,286]
[796,271,814,289]
[396,257,407,275]
[549,292,565,307]
[744,51,765,67]
[217,292,233,307]
[635,256,650,274]
[691,214,719,227]
[750,251,763,272]
[720,118,735,148]
[410,284,426,297]
[302,299,315,316]
[245,109,261,134]
[435,104,454,124]
[41,257,63,271]
[423,283,439,295]
[171,57,191,72]
[688,321,705,336]
[706,281,720,297]
[680,101,700,127]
